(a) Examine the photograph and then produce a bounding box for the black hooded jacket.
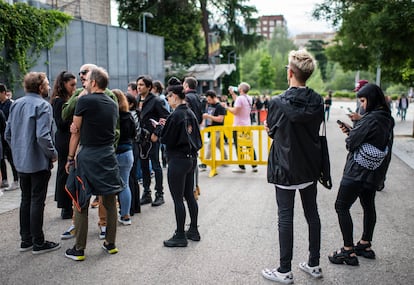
[343,109,394,186]
[267,87,324,185]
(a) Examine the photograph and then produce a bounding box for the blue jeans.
[117,150,134,217]
[19,170,52,245]
[275,183,321,272]
[141,142,163,194]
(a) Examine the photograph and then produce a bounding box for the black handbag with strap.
[319,119,332,189]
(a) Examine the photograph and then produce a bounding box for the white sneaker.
[299,262,323,278]
[232,168,246,173]
[261,268,293,284]
[99,226,106,240]
[4,181,19,191]
[61,225,76,240]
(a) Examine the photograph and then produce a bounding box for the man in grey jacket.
[5,72,60,254]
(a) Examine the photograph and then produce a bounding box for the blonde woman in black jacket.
[329,83,394,266]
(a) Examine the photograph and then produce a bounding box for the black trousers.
[275,183,321,272]
[19,170,51,245]
[167,156,198,233]
[335,178,377,247]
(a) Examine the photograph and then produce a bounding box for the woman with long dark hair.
[51,71,77,219]
[329,83,394,266]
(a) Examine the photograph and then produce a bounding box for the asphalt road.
[0,101,413,285]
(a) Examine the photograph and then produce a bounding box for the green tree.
[313,0,414,85]
[306,40,328,82]
[0,2,72,88]
[258,54,275,90]
[116,0,204,65]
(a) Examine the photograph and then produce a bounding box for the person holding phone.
[329,83,394,266]
[153,83,202,247]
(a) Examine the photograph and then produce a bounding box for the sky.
[248,0,334,36]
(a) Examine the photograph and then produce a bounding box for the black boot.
[140,191,152,205]
[61,208,73,219]
[185,227,201,241]
[151,193,165,207]
[163,232,188,247]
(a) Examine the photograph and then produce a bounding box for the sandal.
[354,241,376,259]
[328,247,359,266]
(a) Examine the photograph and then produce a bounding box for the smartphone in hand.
[150,118,159,127]
[337,120,350,133]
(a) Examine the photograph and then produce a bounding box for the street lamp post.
[228,50,236,64]
[142,12,154,33]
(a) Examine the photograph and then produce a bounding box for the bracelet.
[67,155,74,160]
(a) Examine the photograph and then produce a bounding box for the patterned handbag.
[354,143,388,170]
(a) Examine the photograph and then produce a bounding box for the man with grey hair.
[5,72,60,254]
[64,67,123,261]
[262,49,324,283]
[226,81,258,173]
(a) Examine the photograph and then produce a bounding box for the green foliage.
[0,2,71,88]
[116,0,204,65]
[258,54,275,90]
[306,40,328,81]
[313,0,414,85]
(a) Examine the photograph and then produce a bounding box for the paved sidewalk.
[0,101,413,285]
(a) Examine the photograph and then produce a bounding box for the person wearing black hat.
[154,83,202,247]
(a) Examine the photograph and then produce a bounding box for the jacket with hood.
[342,109,394,186]
[267,87,324,186]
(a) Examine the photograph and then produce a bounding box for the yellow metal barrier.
[199,125,272,177]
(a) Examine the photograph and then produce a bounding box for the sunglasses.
[79,70,89,76]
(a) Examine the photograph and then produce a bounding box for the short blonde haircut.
[288,49,316,83]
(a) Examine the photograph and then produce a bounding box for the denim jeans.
[275,183,321,272]
[141,141,163,194]
[116,150,134,217]
[335,178,377,247]
[19,170,51,245]
[167,156,198,233]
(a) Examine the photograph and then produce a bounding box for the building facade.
[5,0,111,25]
[248,15,287,40]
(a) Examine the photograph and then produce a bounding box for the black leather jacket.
[267,87,324,185]
[342,109,394,186]
[138,93,170,135]
[159,104,202,158]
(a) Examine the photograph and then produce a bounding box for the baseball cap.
[354,80,368,92]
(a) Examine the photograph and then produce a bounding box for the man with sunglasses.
[60,63,119,241]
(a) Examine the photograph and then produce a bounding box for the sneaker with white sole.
[32,241,61,255]
[232,168,246,173]
[4,181,19,191]
[99,226,106,240]
[261,268,293,284]
[299,262,323,278]
[118,216,132,225]
[61,225,76,240]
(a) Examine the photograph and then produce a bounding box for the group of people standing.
[1,48,397,283]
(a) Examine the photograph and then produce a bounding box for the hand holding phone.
[150,118,159,127]
[337,120,351,134]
